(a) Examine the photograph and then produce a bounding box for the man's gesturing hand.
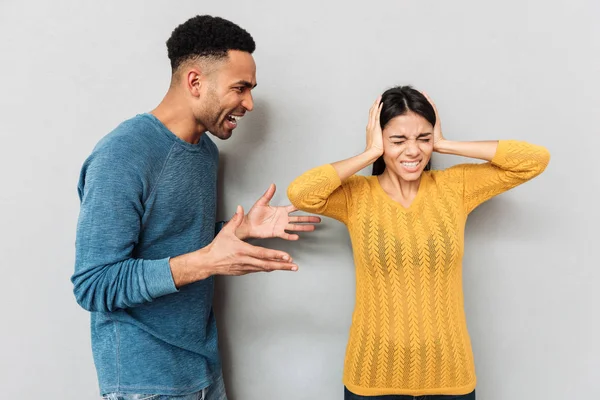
[206,205,299,276]
[170,205,300,288]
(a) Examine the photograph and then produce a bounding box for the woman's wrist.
[364,146,383,161]
[433,139,451,154]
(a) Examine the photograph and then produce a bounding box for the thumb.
[225,205,245,231]
[257,184,276,206]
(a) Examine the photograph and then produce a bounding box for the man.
[72,15,319,400]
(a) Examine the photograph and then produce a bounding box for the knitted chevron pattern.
[287,141,550,396]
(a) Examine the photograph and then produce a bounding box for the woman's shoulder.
[343,174,376,191]
[427,165,470,187]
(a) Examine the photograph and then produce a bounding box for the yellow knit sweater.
[287,140,550,396]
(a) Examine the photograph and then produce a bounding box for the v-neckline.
[373,173,429,211]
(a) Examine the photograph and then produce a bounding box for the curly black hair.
[166,15,256,71]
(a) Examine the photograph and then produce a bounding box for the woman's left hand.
[422,91,445,150]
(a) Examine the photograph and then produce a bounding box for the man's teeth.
[228,115,242,122]
[402,161,420,167]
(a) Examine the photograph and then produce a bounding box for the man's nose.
[242,92,254,112]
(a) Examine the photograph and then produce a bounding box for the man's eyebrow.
[233,80,257,89]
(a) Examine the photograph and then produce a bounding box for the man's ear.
[186,68,203,97]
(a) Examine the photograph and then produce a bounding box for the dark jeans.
[344,387,475,400]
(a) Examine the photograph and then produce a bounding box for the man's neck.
[151,90,205,144]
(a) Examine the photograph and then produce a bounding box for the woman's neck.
[378,170,422,206]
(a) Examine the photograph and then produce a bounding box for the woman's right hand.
[365,96,384,156]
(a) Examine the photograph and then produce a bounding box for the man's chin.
[207,128,234,140]
[221,130,233,140]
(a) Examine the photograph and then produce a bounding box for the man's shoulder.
[81,115,173,184]
[94,114,168,156]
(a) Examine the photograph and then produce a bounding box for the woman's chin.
[387,168,423,182]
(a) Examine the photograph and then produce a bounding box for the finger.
[286,224,317,232]
[374,96,383,122]
[370,96,380,112]
[368,96,381,126]
[224,205,244,232]
[370,96,381,119]
[256,183,276,206]
[422,91,438,112]
[367,105,375,129]
[244,242,292,262]
[288,215,321,223]
[239,256,299,272]
[368,109,376,131]
[285,204,298,213]
[231,264,264,275]
[279,232,300,241]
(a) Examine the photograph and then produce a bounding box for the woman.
[287,86,550,399]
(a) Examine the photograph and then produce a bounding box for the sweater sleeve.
[445,140,550,214]
[287,164,355,224]
[71,144,178,312]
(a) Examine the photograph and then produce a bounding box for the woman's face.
[381,111,434,182]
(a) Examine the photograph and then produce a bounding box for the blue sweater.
[72,114,221,395]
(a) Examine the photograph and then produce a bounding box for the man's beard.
[199,89,230,139]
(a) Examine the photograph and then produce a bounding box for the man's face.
[197,50,257,140]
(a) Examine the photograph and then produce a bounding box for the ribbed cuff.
[491,140,511,166]
[144,258,178,299]
[324,163,343,185]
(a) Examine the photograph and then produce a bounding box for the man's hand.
[206,205,299,275]
[170,205,300,287]
[236,184,321,241]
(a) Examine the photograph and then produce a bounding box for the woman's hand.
[365,96,384,156]
[326,96,387,181]
[421,91,499,160]
[422,91,446,151]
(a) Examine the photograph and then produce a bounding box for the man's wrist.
[169,247,214,288]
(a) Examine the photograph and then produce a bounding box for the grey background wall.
[1,0,598,399]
